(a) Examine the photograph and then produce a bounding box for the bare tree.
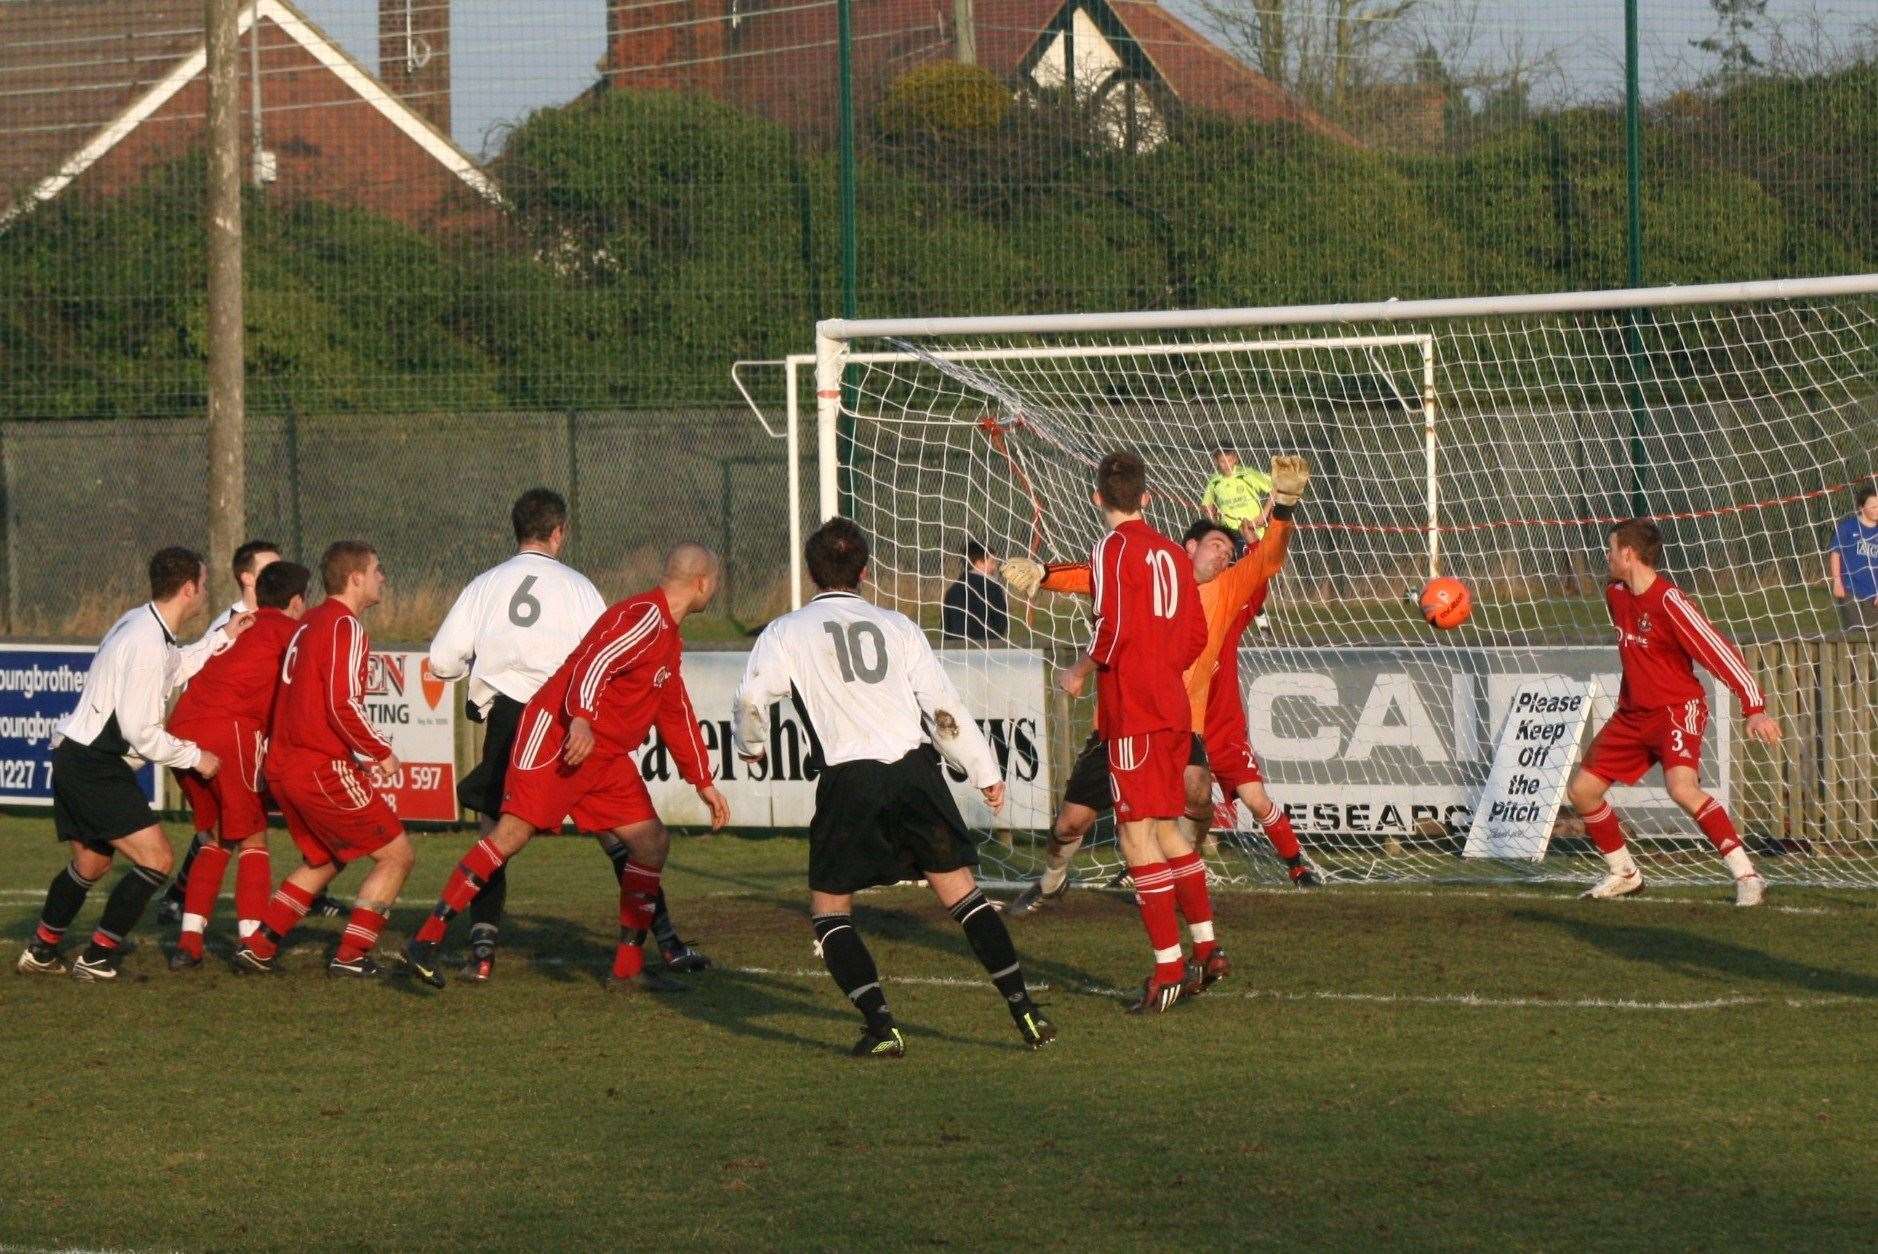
[1191,0,1423,110]
[1398,0,1572,139]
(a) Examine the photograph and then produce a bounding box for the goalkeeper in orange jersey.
[998,456,1319,942]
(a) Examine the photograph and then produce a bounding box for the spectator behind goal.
[941,537,1009,643]
[1828,483,1878,634]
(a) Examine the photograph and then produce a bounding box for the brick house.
[0,0,493,229]
[601,0,1350,147]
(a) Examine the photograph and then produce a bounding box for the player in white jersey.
[207,538,282,636]
[20,547,253,980]
[427,488,711,980]
[733,518,1055,1058]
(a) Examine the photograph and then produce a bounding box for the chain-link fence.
[0,409,814,642]
[0,0,1873,613]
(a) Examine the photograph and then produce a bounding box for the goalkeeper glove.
[1001,557,1044,598]
[1270,454,1310,507]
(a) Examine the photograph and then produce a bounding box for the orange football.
[1419,576,1472,630]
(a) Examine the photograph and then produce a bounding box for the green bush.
[876,62,1011,137]
[1,77,1869,422]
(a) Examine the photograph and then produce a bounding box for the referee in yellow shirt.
[1202,445,1275,632]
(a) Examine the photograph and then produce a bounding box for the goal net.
[811,276,1878,888]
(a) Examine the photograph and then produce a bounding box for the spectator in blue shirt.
[941,538,1008,643]
[1828,484,1878,634]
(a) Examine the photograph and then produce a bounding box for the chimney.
[380,0,451,134]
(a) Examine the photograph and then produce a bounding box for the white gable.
[1,0,495,229]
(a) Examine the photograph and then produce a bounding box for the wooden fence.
[1741,638,1878,851]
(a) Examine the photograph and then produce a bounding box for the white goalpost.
[798,275,1878,889]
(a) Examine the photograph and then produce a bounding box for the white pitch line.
[730,966,1861,1012]
[1312,886,1840,917]
[982,882,1849,917]
[1,937,1860,1011]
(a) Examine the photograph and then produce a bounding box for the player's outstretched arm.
[1002,558,1093,600]
[176,613,242,687]
[1216,460,1307,612]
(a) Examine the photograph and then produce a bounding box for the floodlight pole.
[206,0,247,608]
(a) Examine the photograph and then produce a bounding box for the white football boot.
[1581,865,1644,899]
[1734,872,1767,907]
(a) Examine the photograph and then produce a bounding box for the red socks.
[177,842,232,959]
[1255,800,1302,862]
[1694,798,1742,856]
[246,880,317,959]
[1580,801,1626,854]
[1168,851,1217,963]
[417,838,508,944]
[235,847,271,940]
[337,907,389,963]
[1130,861,1186,985]
[612,861,662,980]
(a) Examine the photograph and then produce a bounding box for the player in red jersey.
[1056,450,1207,1013]
[1568,519,1783,905]
[999,462,1315,988]
[165,560,311,968]
[403,544,731,991]
[234,541,418,976]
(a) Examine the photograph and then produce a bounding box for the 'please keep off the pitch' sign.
[1464,678,1597,861]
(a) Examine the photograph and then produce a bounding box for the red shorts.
[169,717,269,842]
[1581,700,1708,786]
[267,751,402,867]
[1107,728,1189,822]
[502,749,656,834]
[1206,727,1266,794]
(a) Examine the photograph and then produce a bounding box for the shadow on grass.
[1512,908,1878,999]
[663,855,800,899]
[847,897,1118,1000]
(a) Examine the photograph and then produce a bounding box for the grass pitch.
[3,817,1875,1251]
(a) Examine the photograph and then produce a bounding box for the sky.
[295,0,1874,159]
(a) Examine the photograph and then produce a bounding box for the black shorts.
[52,739,157,853]
[809,747,978,894]
[1061,730,1206,813]
[457,693,525,819]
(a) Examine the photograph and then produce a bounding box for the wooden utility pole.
[206,0,246,607]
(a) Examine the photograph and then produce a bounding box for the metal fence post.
[1623,0,1650,518]
[565,410,580,561]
